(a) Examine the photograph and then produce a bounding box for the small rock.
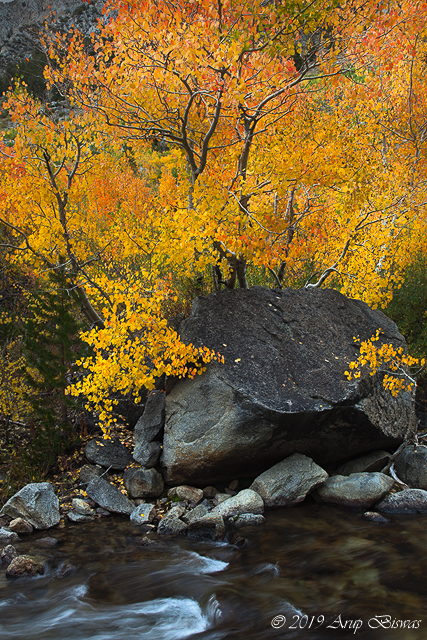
[8,518,33,534]
[1,545,19,566]
[335,451,391,476]
[227,531,247,548]
[213,492,232,506]
[6,555,45,578]
[363,511,390,523]
[203,486,218,499]
[96,508,110,516]
[130,503,156,525]
[55,563,77,578]
[86,477,135,515]
[182,504,209,524]
[211,489,264,519]
[72,498,95,516]
[0,482,60,529]
[123,467,164,499]
[35,537,58,548]
[250,453,329,508]
[78,464,104,485]
[316,473,394,509]
[67,511,95,523]
[134,441,162,469]
[168,485,203,506]
[376,488,427,514]
[224,488,237,496]
[187,514,225,541]
[157,514,187,536]
[229,480,239,491]
[394,444,427,489]
[229,513,266,528]
[85,438,132,470]
[0,528,19,544]
[133,391,165,464]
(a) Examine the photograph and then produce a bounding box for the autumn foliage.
[1,0,427,429]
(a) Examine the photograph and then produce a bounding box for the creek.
[0,502,426,640]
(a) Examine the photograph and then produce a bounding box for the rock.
[123,467,164,498]
[67,511,95,523]
[335,450,391,475]
[35,537,58,548]
[363,511,390,523]
[85,438,132,470]
[182,504,209,524]
[250,453,328,508]
[213,493,232,506]
[1,545,19,566]
[0,528,19,544]
[8,518,33,534]
[133,391,165,464]
[229,480,239,491]
[376,488,427,514]
[86,477,135,515]
[203,486,218,499]
[230,514,266,528]
[0,482,60,529]
[96,508,111,516]
[187,514,225,541]
[78,464,104,485]
[157,505,188,536]
[6,555,45,579]
[394,444,427,489]
[168,485,203,506]
[133,441,162,469]
[225,488,237,496]
[211,489,264,519]
[161,287,414,485]
[316,473,394,509]
[130,503,156,525]
[72,498,95,516]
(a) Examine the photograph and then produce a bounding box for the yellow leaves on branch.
[345,329,425,397]
[67,282,223,435]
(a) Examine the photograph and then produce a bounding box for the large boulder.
[0,483,60,529]
[86,477,134,515]
[161,287,414,485]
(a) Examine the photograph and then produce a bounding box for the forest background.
[1,0,427,500]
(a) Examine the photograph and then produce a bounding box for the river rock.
[72,498,95,516]
[335,450,391,476]
[182,504,209,524]
[250,453,328,507]
[0,482,60,529]
[130,503,156,525]
[363,511,390,523]
[85,438,132,470]
[0,528,19,544]
[86,477,134,515]
[1,545,19,566]
[187,514,225,541]
[375,488,427,514]
[316,472,394,509]
[394,444,427,489]
[8,518,33,534]
[6,555,45,578]
[133,442,162,469]
[35,537,58,548]
[168,485,203,506]
[161,287,414,485]
[213,493,232,506]
[211,489,264,519]
[133,391,165,464]
[230,514,266,528]
[67,511,95,523]
[203,486,218,499]
[124,467,164,498]
[78,464,104,485]
[157,505,187,536]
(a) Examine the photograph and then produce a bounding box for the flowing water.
[0,502,426,640]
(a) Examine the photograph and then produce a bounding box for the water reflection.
[0,502,426,639]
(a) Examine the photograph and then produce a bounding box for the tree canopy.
[1,0,427,428]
